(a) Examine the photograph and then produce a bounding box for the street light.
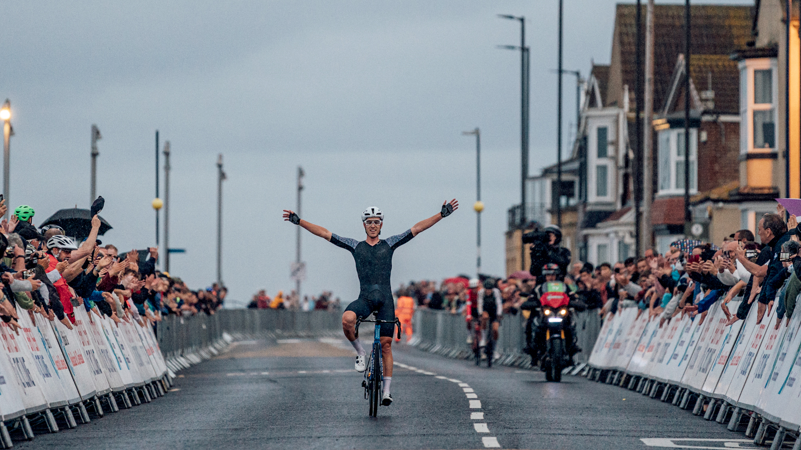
[217,154,226,287]
[498,14,529,233]
[1,100,11,219]
[463,128,482,278]
[90,125,102,204]
[163,141,171,273]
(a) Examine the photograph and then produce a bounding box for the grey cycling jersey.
[330,230,414,295]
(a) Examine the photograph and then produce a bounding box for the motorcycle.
[525,281,572,382]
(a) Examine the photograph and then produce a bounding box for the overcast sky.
[0,0,753,306]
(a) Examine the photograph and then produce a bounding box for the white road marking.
[474,423,490,433]
[169,388,181,392]
[640,438,758,449]
[449,379,462,383]
[321,370,330,373]
[471,412,484,420]
[261,372,270,375]
[298,371,307,374]
[226,373,245,376]
[458,382,470,387]
[435,375,449,380]
[470,400,482,409]
[421,371,435,375]
[466,393,478,399]
[276,339,303,344]
[463,388,475,393]
[482,437,501,448]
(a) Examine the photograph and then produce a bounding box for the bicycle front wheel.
[370,343,381,417]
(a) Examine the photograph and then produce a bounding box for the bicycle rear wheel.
[370,343,381,417]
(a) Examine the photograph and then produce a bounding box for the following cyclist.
[477,278,502,348]
[283,199,458,406]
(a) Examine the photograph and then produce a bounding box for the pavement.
[17,336,760,450]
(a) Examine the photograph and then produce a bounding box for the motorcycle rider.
[528,225,572,281]
[522,263,585,365]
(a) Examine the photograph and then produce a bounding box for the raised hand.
[441,199,459,218]
[282,210,300,225]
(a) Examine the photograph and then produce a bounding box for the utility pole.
[635,0,643,258]
[155,131,160,247]
[90,125,101,204]
[163,141,171,273]
[217,154,225,287]
[643,0,655,252]
[296,167,304,300]
[684,0,692,226]
[556,0,564,229]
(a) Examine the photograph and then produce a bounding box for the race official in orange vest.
[395,293,415,342]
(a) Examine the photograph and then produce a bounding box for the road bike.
[355,317,401,417]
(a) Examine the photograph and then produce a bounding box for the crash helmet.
[482,278,496,290]
[46,235,78,251]
[543,225,562,245]
[362,206,384,222]
[542,263,560,276]
[468,278,479,289]
[14,205,35,222]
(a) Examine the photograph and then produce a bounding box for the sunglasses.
[364,220,382,225]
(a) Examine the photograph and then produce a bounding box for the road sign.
[291,262,306,282]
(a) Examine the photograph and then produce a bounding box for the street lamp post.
[1,100,12,218]
[217,154,226,287]
[295,167,304,300]
[155,131,160,247]
[556,0,564,228]
[463,128,482,278]
[163,141,171,273]
[90,125,101,204]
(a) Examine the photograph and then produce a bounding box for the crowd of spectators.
[0,199,224,334]
[247,289,341,312]
[566,203,801,332]
[398,275,535,318]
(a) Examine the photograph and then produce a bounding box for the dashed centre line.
[474,423,490,433]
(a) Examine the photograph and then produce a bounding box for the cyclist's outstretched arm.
[410,199,459,236]
[283,210,332,241]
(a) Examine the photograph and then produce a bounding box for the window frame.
[739,58,778,155]
[656,128,698,196]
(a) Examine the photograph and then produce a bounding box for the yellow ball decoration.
[473,201,484,213]
[152,198,164,210]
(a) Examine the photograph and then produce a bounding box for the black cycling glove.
[441,203,454,218]
[288,212,301,225]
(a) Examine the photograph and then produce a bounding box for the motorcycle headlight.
[543,309,551,316]
[559,308,568,316]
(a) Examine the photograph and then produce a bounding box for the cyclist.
[283,199,458,406]
[477,279,502,347]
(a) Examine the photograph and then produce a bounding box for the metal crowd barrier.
[157,309,342,365]
[409,308,602,366]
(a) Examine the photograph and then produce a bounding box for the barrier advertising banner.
[15,309,69,408]
[54,318,97,400]
[701,300,744,397]
[33,314,80,405]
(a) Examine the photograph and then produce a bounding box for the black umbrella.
[39,208,112,240]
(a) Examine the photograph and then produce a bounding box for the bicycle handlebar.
[354,318,402,340]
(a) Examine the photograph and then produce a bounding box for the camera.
[522,230,550,245]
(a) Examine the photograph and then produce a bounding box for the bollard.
[770,427,785,450]
[728,407,741,431]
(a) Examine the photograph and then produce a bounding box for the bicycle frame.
[355,318,401,417]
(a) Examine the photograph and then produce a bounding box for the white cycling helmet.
[362,206,384,222]
[46,235,78,251]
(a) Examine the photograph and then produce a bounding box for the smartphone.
[688,255,700,264]
[781,251,792,262]
[746,249,758,260]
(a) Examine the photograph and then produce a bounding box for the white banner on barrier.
[714,304,759,398]
[79,309,125,392]
[642,317,673,379]
[33,314,81,405]
[646,314,684,382]
[588,314,613,367]
[616,311,648,371]
[0,320,49,412]
[135,322,166,378]
[53,319,97,400]
[72,312,111,396]
[737,308,786,410]
[758,308,801,427]
[627,318,658,376]
[107,319,145,386]
[99,318,136,388]
[724,306,773,407]
[120,321,157,382]
[683,303,731,391]
[594,313,624,369]
[701,300,744,396]
[15,309,69,408]
[141,322,168,376]
[0,338,27,421]
[662,315,698,384]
